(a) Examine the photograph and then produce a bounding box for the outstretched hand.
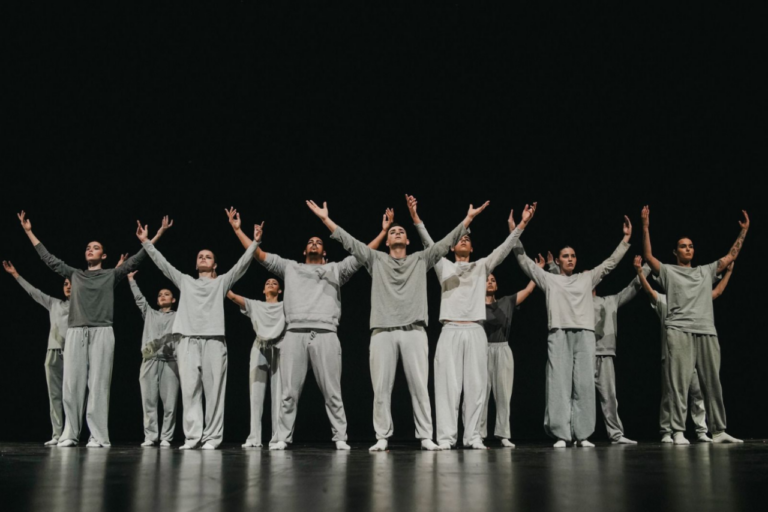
[136,221,149,242]
[535,254,546,269]
[508,210,516,232]
[623,215,632,238]
[547,251,554,264]
[739,210,750,230]
[115,253,129,268]
[254,222,265,243]
[225,207,241,231]
[467,201,490,220]
[405,194,420,222]
[17,211,32,232]
[521,202,537,225]
[158,215,174,233]
[382,208,394,231]
[2,260,19,277]
[633,255,643,274]
[306,200,329,221]
[641,206,650,228]
[127,270,138,281]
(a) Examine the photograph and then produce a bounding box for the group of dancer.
[5,198,750,450]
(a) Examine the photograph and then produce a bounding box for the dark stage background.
[3,3,765,443]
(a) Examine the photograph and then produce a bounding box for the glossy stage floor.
[2,441,767,512]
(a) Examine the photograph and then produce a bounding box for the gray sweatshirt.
[35,243,145,327]
[415,223,520,323]
[129,280,177,360]
[259,253,360,331]
[512,231,630,331]
[142,240,258,337]
[331,222,469,329]
[16,276,69,350]
[657,262,719,336]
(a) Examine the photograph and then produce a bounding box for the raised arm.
[634,256,658,303]
[4,261,55,310]
[226,290,246,310]
[716,211,749,273]
[485,210,525,271]
[641,206,661,275]
[128,271,149,317]
[615,264,652,308]
[309,203,377,271]
[515,254,542,305]
[136,222,185,287]
[18,211,77,278]
[149,215,174,245]
[368,208,395,250]
[712,262,735,300]
[17,211,42,247]
[226,207,268,262]
[408,195,434,249]
[220,225,261,290]
[590,215,632,288]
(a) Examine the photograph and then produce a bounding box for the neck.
[159,306,173,313]
[389,246,408,259]
[197,270,215,279]
[676,261,692,268]
[87,262,102,270]
[454,253,471,263]
[265,294,279,304]
[485,294,496,304]
[305,254,324,265]
[562,269,574,276]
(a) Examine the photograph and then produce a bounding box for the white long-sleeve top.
[16,277,69,350]
[141,240,258,337]
[512,230,630,331]
[415,223,520,323]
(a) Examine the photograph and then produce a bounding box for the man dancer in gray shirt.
[4,260,70,446]
[17,212,172,447]
[308,197,486,451]
[641,206,748,445]
[226,207,393,450]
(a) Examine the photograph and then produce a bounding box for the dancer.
[309,197,486,451]
[549,257,652,444]
[408,195,520,450]
[225,207,393,451]
[510,204,632,447]
[641,206,748,445]
[137,220,259,449]
[17,212,172,447]
[3,261,70,446]
[227,278,286,449]
[127,271,179,447]
[635,255,737,443]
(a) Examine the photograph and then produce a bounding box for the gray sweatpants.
[666,329,726,434]
[246,343,281,446]
[45,349,64,441]
[370,324,433,440]
[435,323,488,447]
[480,342,514,440]
[594,356,625,441]
[139,358,180,443]
[660,363,707,434]
[177,337,228,448]
[60,326,115,445]
[276,331,347,444]
[544,329,596,442]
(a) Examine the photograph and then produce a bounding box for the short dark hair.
[388,223,406,233]
[674,237,694,251]
[558,246,575,257]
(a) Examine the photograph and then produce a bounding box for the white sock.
[661,433,673,443]
[369,440,388,452]
[160,440,171,447]
[201,443,217,450]
[673,432,690,445]
[141,441,155,447]
[470,441,488,450]
[336,441,351,451]
[421,439,440,451]
[712,432,743,444]
[57,440,76,448]
[44,439,59,446]
[696,433,712,443]
[179,443,197,450]
[437,443,452,451]
[241,442,261,448]
[501,439,516,448]
[553,440,567,448]
[611,437,637,445]
[577,440,595,448]
[269,441,288,451]
[86,441,102,448]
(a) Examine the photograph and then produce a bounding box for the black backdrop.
[2,2,765,443]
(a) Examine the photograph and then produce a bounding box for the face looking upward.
[263,278,282,298]
[63,279,72,298]
[557,247,577,274]
[196,250,217,273]
[157,289,176,308]
[674,238,695,265]
[386,225,409,249]
[85,241,106,265]
[452,235,473,258]
[304,237,326,259]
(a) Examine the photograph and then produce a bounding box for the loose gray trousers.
[246,343,281,446]
[60,326,115,445]
[660,363,707,434]
[177,337,228,448]
[44,349,64,441]
[544,329,596,442]
[665,329,726,434]
[370,324,433,440]
[276,331,347,444]
[435,323,488,447]
[139,358,180,443]
[480,342,514,440]
[594,356,625,441]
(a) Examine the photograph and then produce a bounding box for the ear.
[303,249,307,256]
[406,239,410,246]
[172,298,177,304]
[213,262,218,270]
[278,289,283,295]
[101,253,107,260]
[322,250,327,257]
[450,246,455,253]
